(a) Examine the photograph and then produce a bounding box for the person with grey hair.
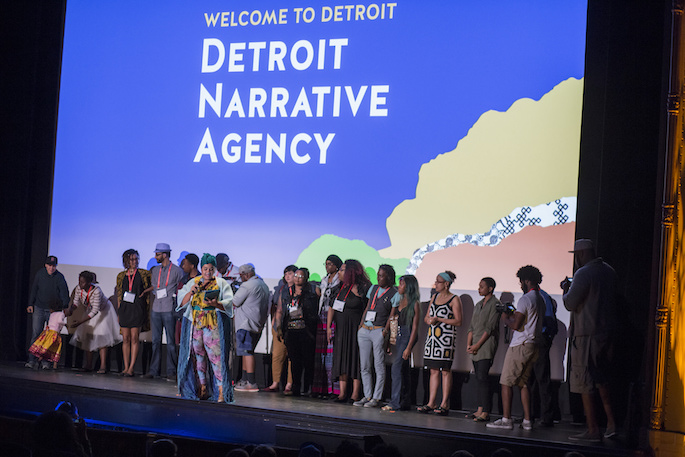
[233,263,270,392]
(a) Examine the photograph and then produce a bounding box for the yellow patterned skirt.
[29,329,63,363]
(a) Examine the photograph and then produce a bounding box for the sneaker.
[24,361,36,369]
[235,381,259,392]
[353,397,370,407]
[603,427,618,439]
[521,419,533,431]
[568,431,602,443]
[486,418,514,430]
[364,398,380,408]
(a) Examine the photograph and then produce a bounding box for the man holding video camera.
[487,265,544,432]
[561,239,618,443]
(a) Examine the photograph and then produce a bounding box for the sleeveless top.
[424,294,457,362]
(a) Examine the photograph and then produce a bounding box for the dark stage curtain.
[0,0,66,361]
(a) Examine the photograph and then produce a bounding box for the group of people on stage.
[26,238,620,443]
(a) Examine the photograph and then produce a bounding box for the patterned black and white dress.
[423,294,457,370]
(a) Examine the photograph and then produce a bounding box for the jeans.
[357,327,386,400]
[472,358,494,413]
[389,325,411,409]
[28,307,52,363]
[149,311,177,376]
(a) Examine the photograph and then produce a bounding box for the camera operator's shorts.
[500,343,538,388]
[569,334,613,394]
[236,329,260,356]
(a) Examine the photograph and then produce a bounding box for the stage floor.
[0,362,635,457]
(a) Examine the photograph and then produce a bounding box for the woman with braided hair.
[115,249,151,377]
[177,254,234,402]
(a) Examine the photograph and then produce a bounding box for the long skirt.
[70,299,122,352]
[311,308,339,395]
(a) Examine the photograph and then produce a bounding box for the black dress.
[283,286,319,396]
[331,285,367,380]
[118,270,146,328]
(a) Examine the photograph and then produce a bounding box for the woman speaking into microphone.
[176,254,234,402]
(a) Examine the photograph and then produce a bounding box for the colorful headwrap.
[439,272,453,284]
[201,253,217,267]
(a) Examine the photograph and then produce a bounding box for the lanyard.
[127,269,137,292]
[157,264,172,289]
[335,285,353,301]
[81,286,93,305]
[197,277,215,293]
[370,286,391,310]
[289,286,301,306]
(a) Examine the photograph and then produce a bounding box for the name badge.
[333,299,345,312]
[156,288,167,299]
[123,292,135,303]
[365,310,377,322]
[289,306,303,319]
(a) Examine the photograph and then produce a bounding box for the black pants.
[529,343,553,424]
[285,330,315,396]
[472,358,494,413]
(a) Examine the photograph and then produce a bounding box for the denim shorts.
[236,329,260,356]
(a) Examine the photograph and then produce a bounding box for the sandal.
[474,415,490,422]
[416,405,434,413]
[433,406,449,416]
[96,369,106,374]
[465,412,477,419]
[381,405,397,412]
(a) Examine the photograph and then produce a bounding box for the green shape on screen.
[295,234,409,284]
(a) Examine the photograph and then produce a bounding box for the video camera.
[496,301,516,315]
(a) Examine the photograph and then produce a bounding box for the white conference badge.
[289,303,303,319]
[365,310,377,322]
[123,292,135,303]
[333,299,345,312]
[156,288,167,299]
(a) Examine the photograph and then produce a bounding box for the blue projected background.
[52,1,587,290]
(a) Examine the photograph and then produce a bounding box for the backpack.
[534,289,558,346]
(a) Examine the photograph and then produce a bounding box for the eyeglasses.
[294,274,304,278]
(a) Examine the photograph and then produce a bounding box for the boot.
[199,384,209,400]
[217,385,224,403]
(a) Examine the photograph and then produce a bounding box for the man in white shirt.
[487,265,543,431]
